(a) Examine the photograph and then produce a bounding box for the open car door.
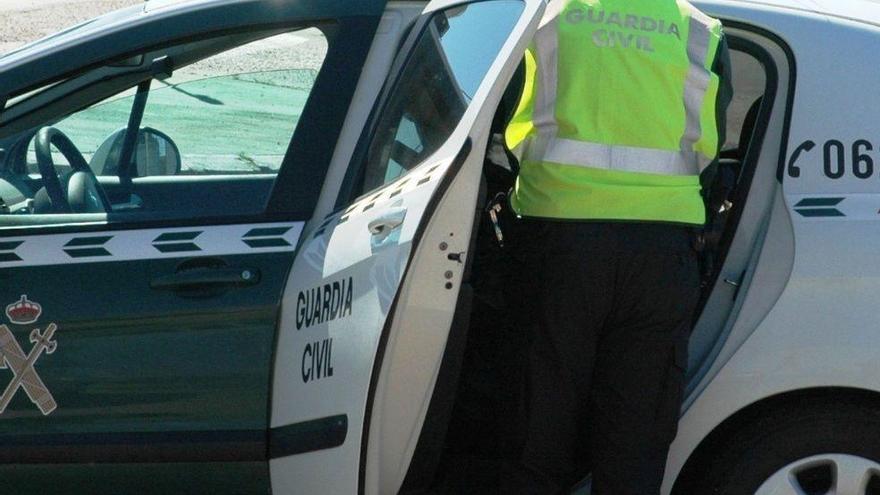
[270,0,544,493]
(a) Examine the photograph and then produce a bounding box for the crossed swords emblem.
[0,323,58,415]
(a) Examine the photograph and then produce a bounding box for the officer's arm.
[699,34,735,224]
[712,34,734,158]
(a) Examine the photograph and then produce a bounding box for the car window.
[34,28,327,177]
[0,23,351,226]
[360,0,524,193]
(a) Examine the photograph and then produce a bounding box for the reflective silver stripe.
[679,8,715,162]
[519,1,563,161]
[541,137,701,175]
[0,223,303,268]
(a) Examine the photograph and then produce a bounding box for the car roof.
[809,0,880,26]
[0,0,387,99]
[717,0,880,25]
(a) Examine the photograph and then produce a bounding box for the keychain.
[486,192,506,247]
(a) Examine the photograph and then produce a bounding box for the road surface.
[0,0,141,54]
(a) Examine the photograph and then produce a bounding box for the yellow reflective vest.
[506,0,728,225]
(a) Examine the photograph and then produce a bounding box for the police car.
[0,0,877,493]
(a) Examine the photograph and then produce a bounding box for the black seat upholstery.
[738,96,764,161]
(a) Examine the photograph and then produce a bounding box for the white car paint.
[663,1,880,492]
[270,1,544,493]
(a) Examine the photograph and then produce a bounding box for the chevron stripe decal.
[0,223,303,268]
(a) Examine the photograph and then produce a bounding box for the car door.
[0,2,384,494]
[269,1,544,493]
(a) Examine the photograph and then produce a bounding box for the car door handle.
[150,267,261,291]
[368,207,407,241]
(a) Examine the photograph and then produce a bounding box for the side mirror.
[92,127,182,177]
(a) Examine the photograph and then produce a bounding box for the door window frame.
[683,21,798,398]
[334,11,446,210]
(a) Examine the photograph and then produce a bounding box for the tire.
[684,400,880,495]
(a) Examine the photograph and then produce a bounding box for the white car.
[0,0,877,494]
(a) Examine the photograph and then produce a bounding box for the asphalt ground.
[0,0,329,82]
[0,0,142,55]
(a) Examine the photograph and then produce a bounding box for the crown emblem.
[5,295,42,325]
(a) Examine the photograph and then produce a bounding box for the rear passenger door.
[0,12,379,494]
[269,1,544,494]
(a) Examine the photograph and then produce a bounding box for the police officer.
[502,0,732,493]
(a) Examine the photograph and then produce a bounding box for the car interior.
[403,44,773,494]
[0,27,325,228]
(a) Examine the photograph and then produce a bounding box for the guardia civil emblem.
[0,295,58,416]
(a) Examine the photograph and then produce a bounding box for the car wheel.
[684,401,880,495]
[756,454,880,494]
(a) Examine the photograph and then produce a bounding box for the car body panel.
[0,224,302,491]
[262,5,423,493]
[0,0,384,492]
[0,462,270,495]
[663,2,880,492]
[269,1,543,493]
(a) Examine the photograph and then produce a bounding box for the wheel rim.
[755,454,880,495]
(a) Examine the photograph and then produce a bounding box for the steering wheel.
[34,127,111,213]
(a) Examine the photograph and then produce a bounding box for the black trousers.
[504,221,701,495]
